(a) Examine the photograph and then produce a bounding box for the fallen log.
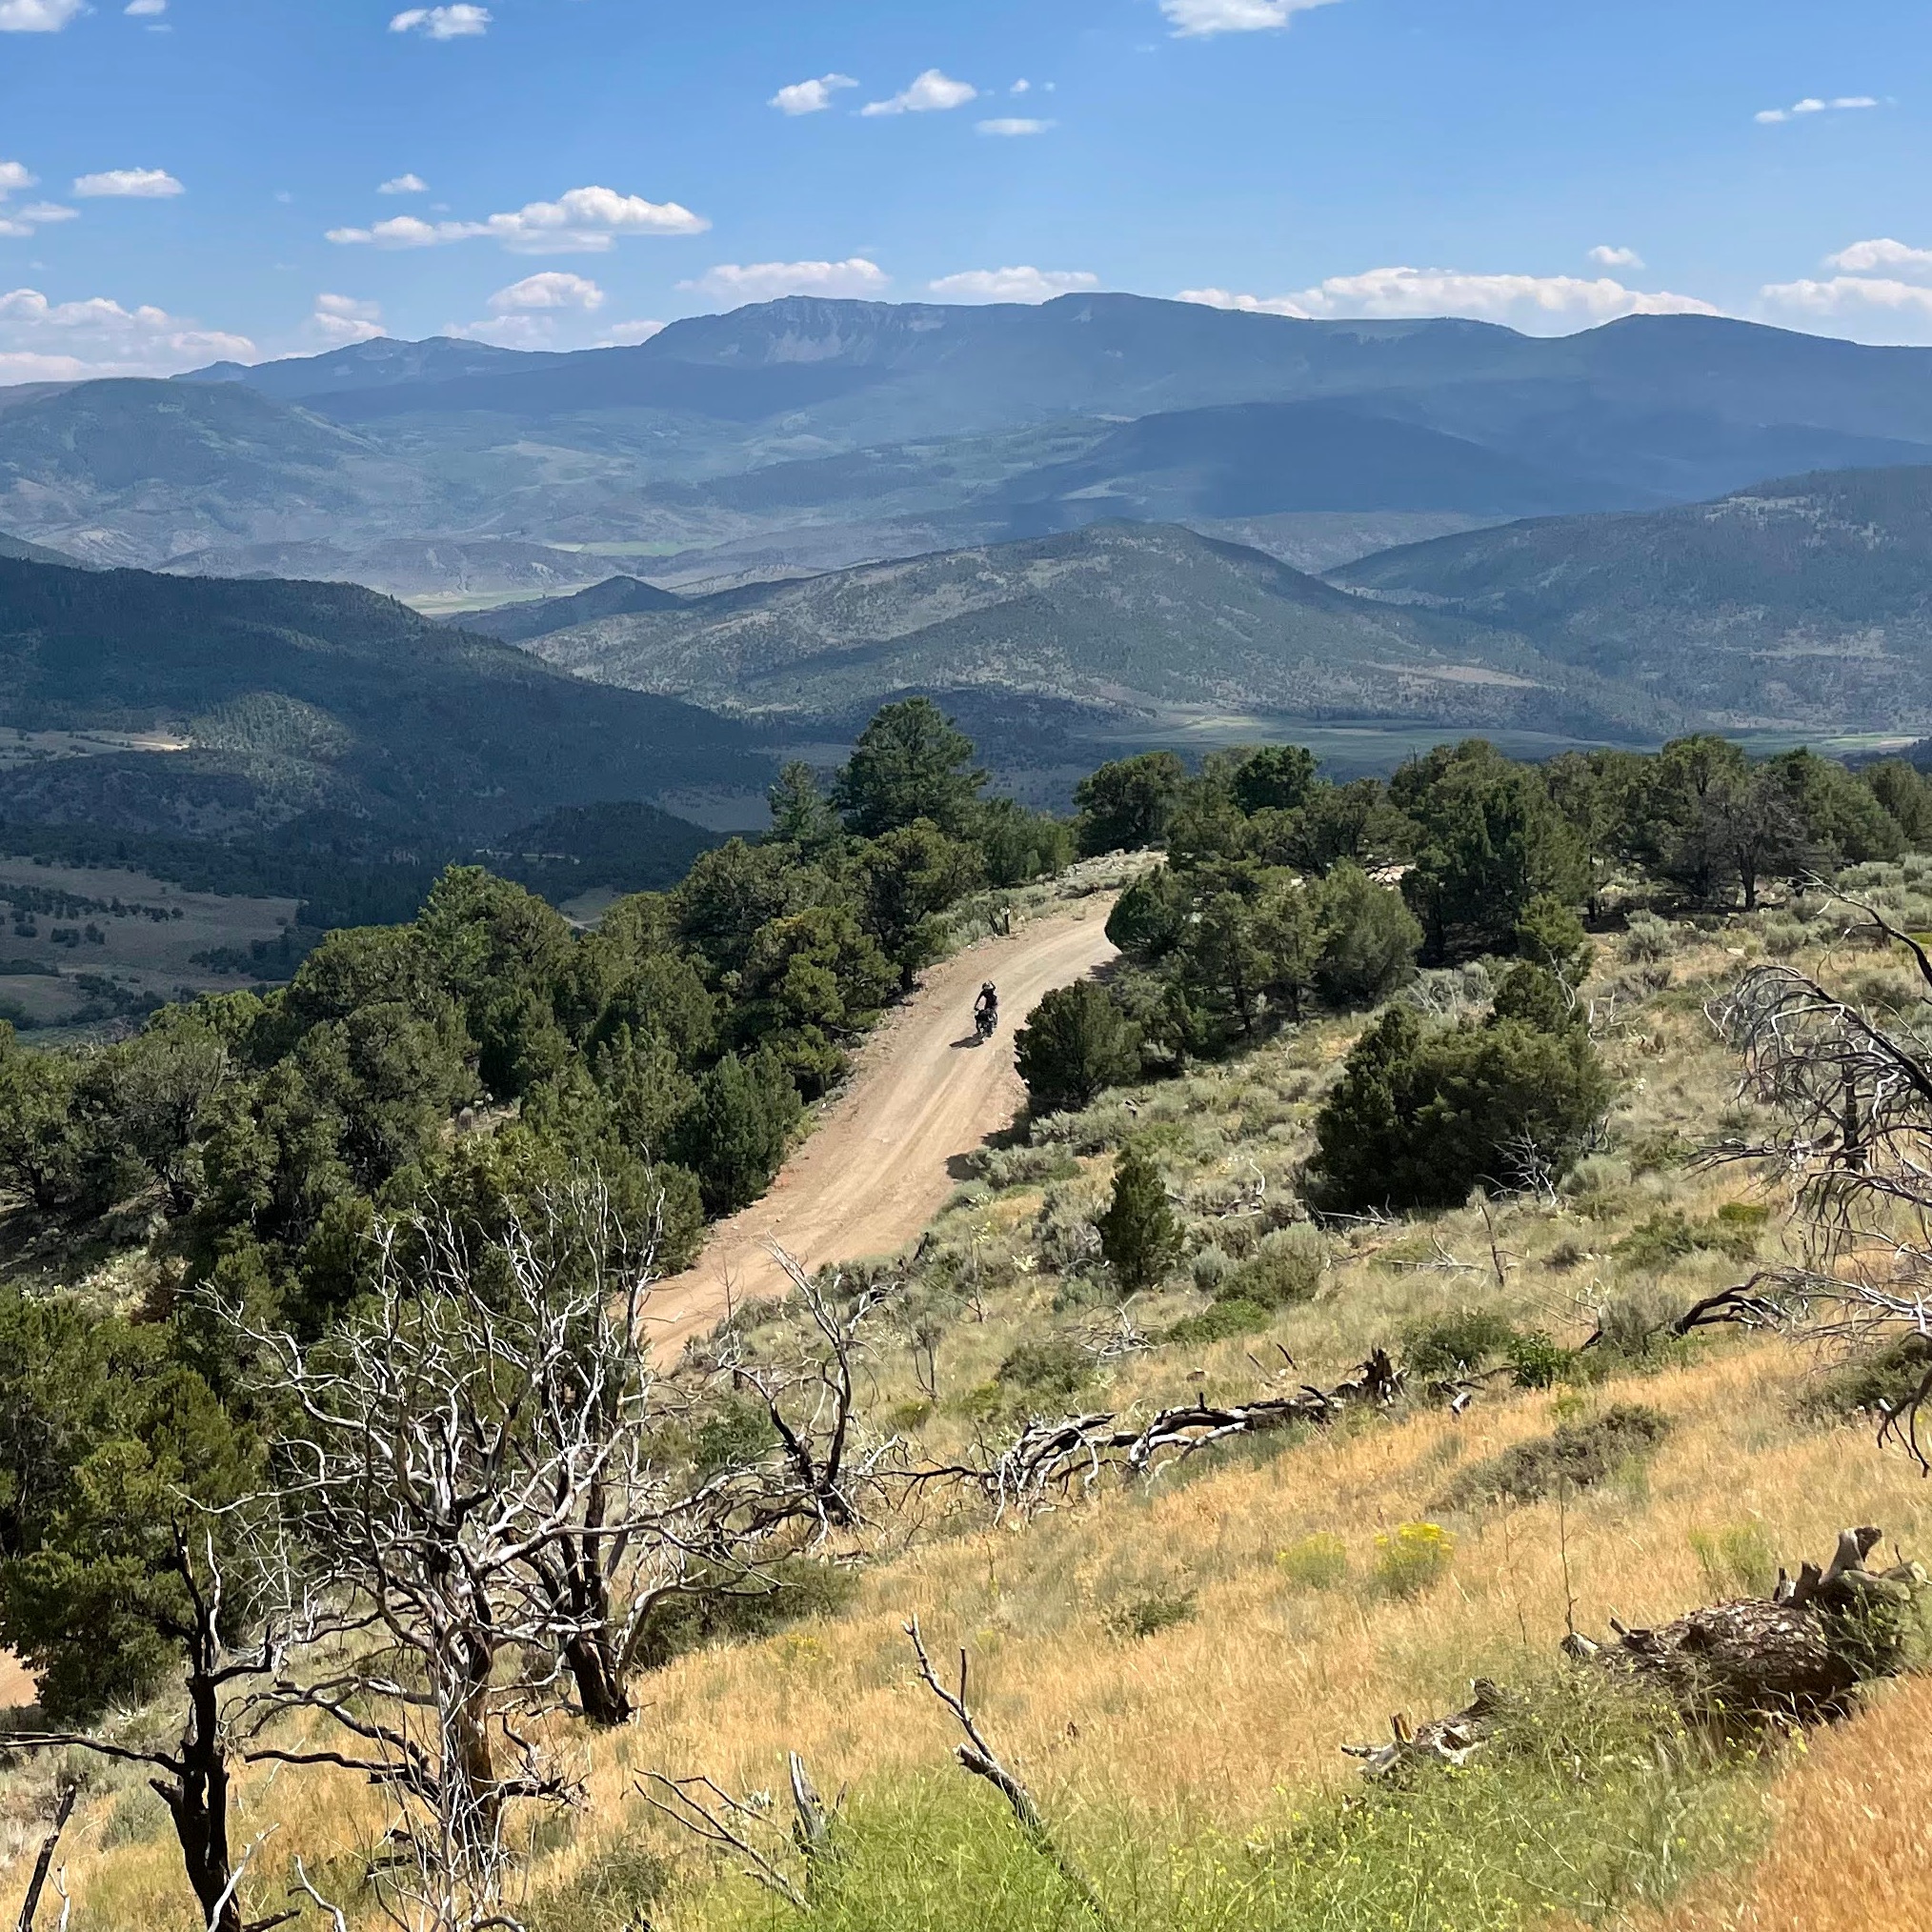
[956,1351,1406,1519]
[1341,1680,1512,1781]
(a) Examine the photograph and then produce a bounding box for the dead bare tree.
[230,1201,627,1929]
[13,1783,75,1932]
[513,1226,894,1728]
[6,1534,292,1932]
[221,1196,893,1930]
[717,1250,901,1539]
[1711,896,1932,1465]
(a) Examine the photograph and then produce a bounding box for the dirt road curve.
[647,897,1119,1357]
[0,1649,35,1711]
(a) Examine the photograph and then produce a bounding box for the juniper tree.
[1098,1144,1182,1292]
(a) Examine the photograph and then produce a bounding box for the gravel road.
[646,896,1119,1355]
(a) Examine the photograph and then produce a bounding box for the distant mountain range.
[492,465,1932,740]
[0,529,78,567]
[8,296,1932,759]
[459,574,686,644]
[4,296,1932,595]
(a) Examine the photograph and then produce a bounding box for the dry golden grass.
[10,895,1932,1927]
[21,1334,1919,1931]
[625,1343,1927,1830]
[1602,1674,1932,1932]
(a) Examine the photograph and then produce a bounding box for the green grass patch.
[1403,1308,1521,1379]
[1275,1533,1349,1590]
[677,1678,1764,1932]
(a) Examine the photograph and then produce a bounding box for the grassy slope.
[14,875,1932,1929]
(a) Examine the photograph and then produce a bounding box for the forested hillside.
[0,554,759,923]
[522,520,1674,738]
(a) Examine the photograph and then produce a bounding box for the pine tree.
[1099,1143,1182,1292]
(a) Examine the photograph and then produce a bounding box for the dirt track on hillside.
[646,897,1119,1357]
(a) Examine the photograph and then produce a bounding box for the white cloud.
[488,271,604,312]
[451,278,609,348]
[0,0,85,30]
[126,1,167,15]
[327,214,483,248]
[1762,275,1932,315]
[1012,79,1032,94]
[312,293,384,344]
[1756,94,1879,125]
[1754,239,1932,339]
[1588,244,1644,269]
[0,286,254,380]
[390,6,490,38]
[329,184,708,253]
[929,267,1100,304]
[1759,272,1932,343]
[487,187,709,252]
[1823,237,1932,275]
[0,163,33,195]
[1179,266,1721,332]
[74,168,185,198]
[977,117,1055,137]
[771,73,857,115]
[595,319,666,348]
[378,173,429,195]
[1161,0,1344,38]
[451,314,558,350]
[681,258,892,302]
[861,70,978,116]
[0,201,78,237]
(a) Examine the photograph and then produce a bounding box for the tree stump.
[1564,1525,1928,1725]
[1348,1527,1928,1777]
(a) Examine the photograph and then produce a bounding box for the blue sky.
[2,0,1930,377]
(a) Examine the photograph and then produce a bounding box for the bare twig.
[287,1861,348,1932]
[637,1773,809,1911]
[905,1619,1113,1927]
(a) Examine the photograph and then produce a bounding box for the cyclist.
[974,982,999,1036]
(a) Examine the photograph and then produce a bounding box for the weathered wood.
[1343,1681,1510,1780]
[1570,1524,1925,1724]
[956,1351,1408,1518]
[906,1619,1115,1929]
[14,1783,75,1932]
